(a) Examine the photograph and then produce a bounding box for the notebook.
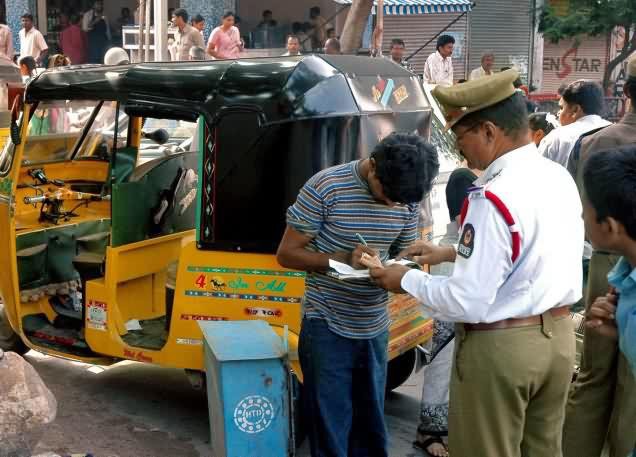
[326,258,420,280]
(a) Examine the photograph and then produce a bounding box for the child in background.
[18,55,36,82]
[528,111,559,147]
[582,144,636,377]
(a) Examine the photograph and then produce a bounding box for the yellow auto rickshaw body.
[0,56,435,390]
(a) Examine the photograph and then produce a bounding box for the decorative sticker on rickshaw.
[187,266,305,277]
[184,290,301,303]
[372,77,395,107]
[176,338,203,346]
[393,85,409,105]
[180,313,228,321]
[86,300,108,331]
[244,307,283,318]
[0,177,13,196]
[123,348,153,363]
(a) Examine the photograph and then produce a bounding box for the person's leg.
[415,322,454,457]
[563,252,620,457]
[448,325,535,457]
[349,331,389,457]
[299,319,356,457]
[521,314,575,457]
[607,354,636,457]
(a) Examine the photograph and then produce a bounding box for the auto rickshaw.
[0,55,436,395]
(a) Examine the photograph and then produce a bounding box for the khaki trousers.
[448,312,575,457]
[563,252,636,457]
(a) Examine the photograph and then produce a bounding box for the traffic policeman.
[371,69,584,457]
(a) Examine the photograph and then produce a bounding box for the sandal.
[413,436,449,457]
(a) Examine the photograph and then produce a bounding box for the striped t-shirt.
[286,160,419,339]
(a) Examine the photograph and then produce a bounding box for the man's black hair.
[528,112,557,136]
[436,35,455,51]
[371,133,440,204]
[21,13,34,21]
[222,11,235,19]
[19,55,36,74]
[457,92,529,138]
[173,8,188,22]
[562,80,605,116]
[192,14,204,24]
[584,145,636,240]
[287,34,300,43]
[390,38,405,48]
[263,10,273,16]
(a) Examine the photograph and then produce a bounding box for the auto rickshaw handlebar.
[23,190,109,205]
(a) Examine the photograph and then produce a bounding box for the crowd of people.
[277,49,636,457]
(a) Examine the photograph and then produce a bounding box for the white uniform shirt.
[538,114,611,167]
[401,143,584,323]
[423,51,453,86]
[469,66,492,81]
[19,27,48,60]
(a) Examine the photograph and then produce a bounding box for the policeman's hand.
[397,241,456,266]
[585,293,618,340]
[369,264,410,293]
[351,244,380,270]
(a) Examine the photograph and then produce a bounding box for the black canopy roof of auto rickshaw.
[25,55,429,124]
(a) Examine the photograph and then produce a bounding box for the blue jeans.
[299,318,389,457]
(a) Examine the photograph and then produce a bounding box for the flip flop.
[413,436,449,457]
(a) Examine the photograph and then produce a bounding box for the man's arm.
[277,226,351,271]
[193,29,205,48]
[373,199,513,322]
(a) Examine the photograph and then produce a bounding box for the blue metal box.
[199,320,291,457]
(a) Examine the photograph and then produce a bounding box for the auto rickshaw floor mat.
[120,316,168,350]
[22,314,95,357]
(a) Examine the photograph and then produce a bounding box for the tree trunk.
[340,0,374,54]
[603,25,636,92]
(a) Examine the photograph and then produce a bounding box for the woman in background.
[206,11,243,60]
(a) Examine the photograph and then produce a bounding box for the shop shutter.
[541,35,609,94]
[382,13,469,79]
[468,0,533,81]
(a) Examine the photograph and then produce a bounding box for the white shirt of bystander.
[19,27,48,60]
[423,51,453,86]
[538,114,611,167]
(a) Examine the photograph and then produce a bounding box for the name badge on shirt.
[458,223,475,259]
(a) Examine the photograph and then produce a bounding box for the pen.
[355,233,368,246]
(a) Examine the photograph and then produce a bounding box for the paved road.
[28,350,427,457]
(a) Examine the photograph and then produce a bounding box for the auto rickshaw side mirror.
[9,94,24,146]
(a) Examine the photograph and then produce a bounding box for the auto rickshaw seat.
[111,151,198,247]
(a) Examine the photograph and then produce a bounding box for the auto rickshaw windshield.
[0,100,129,170]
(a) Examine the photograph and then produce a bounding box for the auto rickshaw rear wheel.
[386,348,416,392]
[0,302,29,355]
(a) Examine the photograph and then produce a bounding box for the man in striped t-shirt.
[277,133,439,457]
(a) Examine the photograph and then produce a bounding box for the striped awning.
[334,0,472,15]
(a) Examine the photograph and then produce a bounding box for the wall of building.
[236,0,338,37]
[7,0,30,48]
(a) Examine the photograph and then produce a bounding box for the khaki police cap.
[432,69,520,130]
[629,55,636,78]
